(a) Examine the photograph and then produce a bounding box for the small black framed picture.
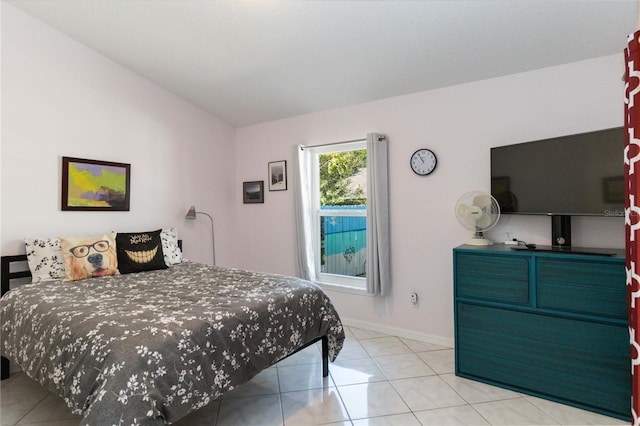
[268,160,287,191]
[243,181,264,204]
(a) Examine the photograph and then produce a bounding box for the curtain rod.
[300,134,386,150]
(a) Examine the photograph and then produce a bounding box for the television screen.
[491,127,625,216]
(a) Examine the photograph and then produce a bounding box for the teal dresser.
[453,244,630,420]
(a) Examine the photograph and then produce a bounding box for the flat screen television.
[490,126,624,249]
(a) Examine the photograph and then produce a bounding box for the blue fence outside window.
[321,206,366,277]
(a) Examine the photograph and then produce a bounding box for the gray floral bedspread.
[0,262,344,425]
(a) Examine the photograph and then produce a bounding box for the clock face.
[410,149,437,176]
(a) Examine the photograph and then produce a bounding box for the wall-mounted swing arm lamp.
[185,206,216,266]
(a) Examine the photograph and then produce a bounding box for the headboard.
[0,254,30,298]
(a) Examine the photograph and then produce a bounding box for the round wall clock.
[410,148,437,176]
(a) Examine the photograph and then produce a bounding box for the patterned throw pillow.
[116,229,168,274]
[24,237,65,283]
[160,228,184,265]
[59,233,119,282]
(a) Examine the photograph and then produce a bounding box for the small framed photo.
[61,156,131,211]
[268,160,287,191]
[243,181,264,204]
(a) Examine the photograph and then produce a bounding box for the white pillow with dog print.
[59,233,119,282]
[24,237,65,283]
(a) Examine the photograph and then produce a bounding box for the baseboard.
[340,317,454,348]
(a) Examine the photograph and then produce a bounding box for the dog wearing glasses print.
[63,236,118,281]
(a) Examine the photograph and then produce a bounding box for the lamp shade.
[185,206,197,219]
[184,205,216,265]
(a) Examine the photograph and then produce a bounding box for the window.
[294,133,389,295]
[310,140,367,289]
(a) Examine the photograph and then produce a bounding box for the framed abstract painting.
[61,157,131,211]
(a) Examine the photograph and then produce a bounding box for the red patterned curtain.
[625,29,640,426]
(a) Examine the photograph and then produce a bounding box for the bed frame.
[1,254,30,380]
[0,248,329,381]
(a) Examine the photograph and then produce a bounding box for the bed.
[0,244,344,425]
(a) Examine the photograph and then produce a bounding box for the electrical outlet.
[410,292,418,304]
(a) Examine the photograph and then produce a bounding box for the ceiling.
[7,0,637,127]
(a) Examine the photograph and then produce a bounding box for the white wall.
[233,54,625,345]
[1,2,626,346]
[1,4,236,265]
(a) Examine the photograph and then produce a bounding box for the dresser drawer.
[455,253,529,304]
[537,258,626,319]
[456,303,630,418]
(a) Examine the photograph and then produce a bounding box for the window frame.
[308,140,367,291]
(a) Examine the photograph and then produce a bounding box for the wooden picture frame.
[61,157,131,211]
[243,181,264,204]
[268,160,287,191]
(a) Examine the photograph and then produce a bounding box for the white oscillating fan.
[455,191,501,246]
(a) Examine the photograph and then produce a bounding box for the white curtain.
[293,144,316,281]
[365,133,391,295]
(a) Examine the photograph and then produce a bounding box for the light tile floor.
[0,326,628,425]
